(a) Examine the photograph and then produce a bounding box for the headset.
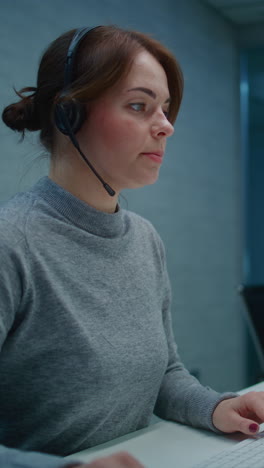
[54,27,116,197]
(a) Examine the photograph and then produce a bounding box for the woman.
[1,25,264,468]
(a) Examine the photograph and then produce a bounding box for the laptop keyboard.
[191,431,264,468]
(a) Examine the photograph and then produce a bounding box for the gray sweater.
[0,177,235,467]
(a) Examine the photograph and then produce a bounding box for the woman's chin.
[124,171,160,190]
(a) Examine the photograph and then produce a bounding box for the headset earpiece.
[53,26,116,196]
[54,98,86,136]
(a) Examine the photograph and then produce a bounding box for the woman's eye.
[130,103,145,112]
[163,109,169,118]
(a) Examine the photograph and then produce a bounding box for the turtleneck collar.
[31,177,125,239]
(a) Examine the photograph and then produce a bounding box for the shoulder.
[124,209,159,235]
[0,190,37,248]
[123,209,165,257]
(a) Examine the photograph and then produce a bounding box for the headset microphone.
[57,107,115,197]
[54,27,116,197]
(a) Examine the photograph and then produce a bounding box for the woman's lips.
[141,152,164,163]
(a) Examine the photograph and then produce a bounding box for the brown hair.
[2,25,184,151]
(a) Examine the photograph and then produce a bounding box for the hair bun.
[2,87,41,133]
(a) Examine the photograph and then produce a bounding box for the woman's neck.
[49,158,119,214]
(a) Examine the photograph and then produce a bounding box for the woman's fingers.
[76,451,145,468]
[213,392,264,435]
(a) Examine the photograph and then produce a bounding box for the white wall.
[0,0,247,391]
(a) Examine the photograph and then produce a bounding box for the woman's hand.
[212,391,264,435]
[66,451,145,468]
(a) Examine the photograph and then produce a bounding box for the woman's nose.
[151,113,174,139]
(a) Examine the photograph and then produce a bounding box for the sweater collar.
[31,177,125,238]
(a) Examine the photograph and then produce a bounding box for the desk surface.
[66,382,264,468]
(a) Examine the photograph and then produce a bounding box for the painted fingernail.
[249,423,258,433]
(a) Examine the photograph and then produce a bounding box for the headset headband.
[64,27,94,87]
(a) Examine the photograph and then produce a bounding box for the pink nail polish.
[249,423,258,433]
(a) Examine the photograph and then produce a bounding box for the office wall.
[237,22,264,47]
[0,0,245,391]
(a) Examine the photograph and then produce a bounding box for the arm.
[0,229,143,468]
[0,446,144,468]
[0,444,79,468]
[0,226,24,351]
[0,227,75,468]
[153,241,236,431]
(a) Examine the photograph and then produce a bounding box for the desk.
[66,382,264,468]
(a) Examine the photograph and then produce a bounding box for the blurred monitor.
[239,285,264,373]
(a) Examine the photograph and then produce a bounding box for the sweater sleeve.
[0,445,83,468]
[0,228,81,468]
[0,222,24,350]
[153,241,237,431]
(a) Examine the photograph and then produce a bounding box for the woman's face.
[77,49,174,192]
